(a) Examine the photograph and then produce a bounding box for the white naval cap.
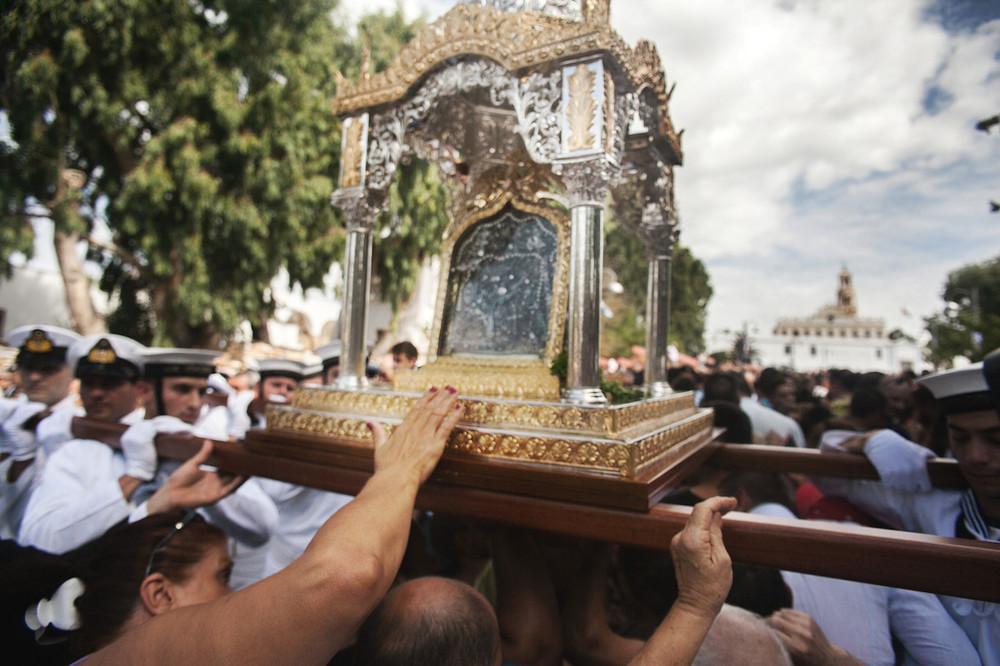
[69,334,146,381]
[257,358,307,381]
[8,325,81,368]
[918,348,1000,416]
[142,348,221,378]
[315,341,342,368]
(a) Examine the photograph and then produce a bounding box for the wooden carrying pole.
[71,419,1000,602]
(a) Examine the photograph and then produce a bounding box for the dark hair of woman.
[68,511,227,656]
[0,512,227,661]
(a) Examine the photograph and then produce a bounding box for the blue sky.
[340,0,1000,344]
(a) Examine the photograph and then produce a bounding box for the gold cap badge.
[24,329,54,354]
[87,339,118,365]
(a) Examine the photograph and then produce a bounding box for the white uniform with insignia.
[0,326,82,538]
[815,354,1000,666]
[753,502,983,665]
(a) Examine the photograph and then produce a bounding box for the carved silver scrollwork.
[402,60,516,129]
[462,0,583,21]
[366,111,405,192]
[513,69,562,164]
[634,90,660,138]
[640,201,679,259]
[613,91,637,162]
[330,191,385,232]
[553,158,619,208]
[363,59,518,193]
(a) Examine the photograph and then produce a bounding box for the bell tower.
[836,266,857,316]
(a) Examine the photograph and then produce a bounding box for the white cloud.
[337,0,1000,346]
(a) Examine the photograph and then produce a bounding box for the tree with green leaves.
[926,255,999,366]
[603,212,713,357]
[2,0,349,346]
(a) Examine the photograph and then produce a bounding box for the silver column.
[336,227,373,389]
[645,254,673,397]
[564,204,607,405]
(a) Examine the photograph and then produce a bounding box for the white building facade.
[709,269,928,373]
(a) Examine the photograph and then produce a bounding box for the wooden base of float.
[72,417,1000,603]
[249,387,717,511]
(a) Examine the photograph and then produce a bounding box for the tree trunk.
[53,229,106,335]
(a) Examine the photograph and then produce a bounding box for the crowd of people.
[0,323,996,665]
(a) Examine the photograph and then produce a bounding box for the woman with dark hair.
[7,388,463,663]
[2,511,230,663]
[69,511,231,657]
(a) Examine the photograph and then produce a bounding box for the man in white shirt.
[19,340,274,556]
[814,349,1000,665]
[18,334,150,552]
[227,352,354,579]
[0,325,81,537]
[138,348,278,587]
[226,357,306,436]
[736,383,806,447]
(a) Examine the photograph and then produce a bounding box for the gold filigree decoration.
[446,148,560,224]
[330,4,670,136]
[264,402,714,478]
[566,63,597,151]
[394,360,561,401]
[288,387,697,438]
[330,3,680,164]
[603,69,615,152]
[583,0,611,24]
[631,39,682,162]
[339,116,365,189]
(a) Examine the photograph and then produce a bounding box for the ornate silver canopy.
[329,0,682,403]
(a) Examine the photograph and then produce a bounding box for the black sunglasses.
[144,510,198,578]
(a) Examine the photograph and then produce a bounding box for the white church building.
[713,268,928,373]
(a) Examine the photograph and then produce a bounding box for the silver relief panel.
[440,210,558,357]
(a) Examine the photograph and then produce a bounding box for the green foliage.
[926,255,1000,365]
[373,159,449,311]
[1,0,348,346]
[548,348,643,405]
[603,213,713,356]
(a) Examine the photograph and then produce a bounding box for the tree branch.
[84,234,143,276]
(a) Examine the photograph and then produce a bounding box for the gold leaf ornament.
[566,63,597,152]
[339,117,365,189]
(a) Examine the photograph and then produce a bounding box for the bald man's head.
[693,605,792,666]
[354,577,502,666]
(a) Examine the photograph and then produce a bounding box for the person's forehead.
[947,410,1000,431]
[164,376,209,385]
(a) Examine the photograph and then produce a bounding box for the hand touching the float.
[767,609,863,665]
[671,496,738,620]
[147,441,244,514]
[370,387,463,486]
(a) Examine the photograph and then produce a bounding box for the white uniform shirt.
[739,396,805,446]
[752,503,982,665]
[257,479,353,578]
[19,409,276,555]
[0,395,83,539]
[814,464,999,664]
